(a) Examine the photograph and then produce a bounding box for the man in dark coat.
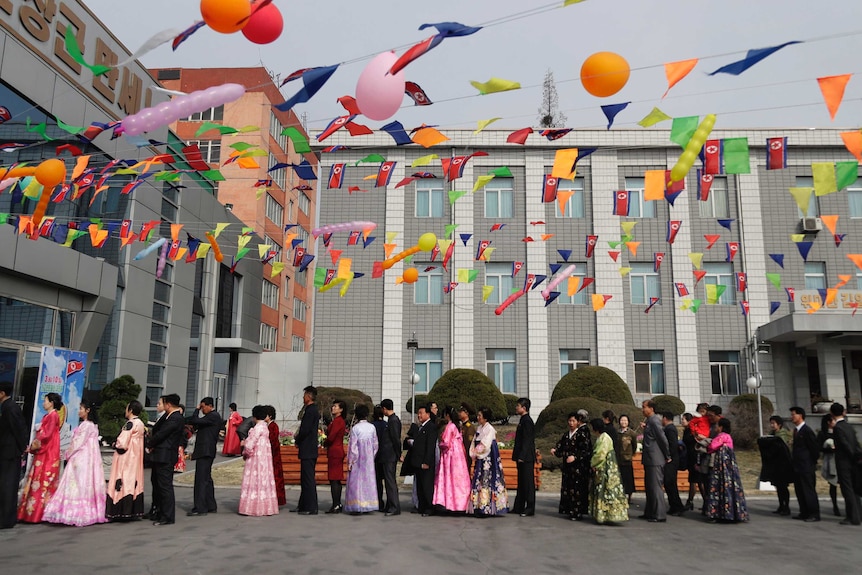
[661,412,685,516]
[147,393,185,526]
[294,386,320,515]
[409,404,437,516]
[379,399,402,516]
[830,403,862,525]
[789,406,820,521]
[0,383,27,529]
[511,398,536,517]
[187,397,223,516]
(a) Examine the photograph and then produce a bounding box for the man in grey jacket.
[640,400,671,523]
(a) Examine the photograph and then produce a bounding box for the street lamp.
[407,333,419,423]
[747,329,765,437]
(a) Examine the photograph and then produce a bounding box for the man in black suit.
[830,403,862,525]
[0,382,27,529]
[410,404,437,516]
[147,393,185,526]
[661,412,685,516]
[294,386,320,515]
[789,406,820,521]
[380,399,402,516]
[187,397,222,516]
[511,397,536,517]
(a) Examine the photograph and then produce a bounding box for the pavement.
[3,464,860,574]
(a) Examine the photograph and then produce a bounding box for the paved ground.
[3,460,861,574]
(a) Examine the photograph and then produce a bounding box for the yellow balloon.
[417,233,437,252]
[670,114,716,182]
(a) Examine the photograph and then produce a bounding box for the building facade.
[150,67,317,355]
[0,0,263,419]
[311,129,862,417]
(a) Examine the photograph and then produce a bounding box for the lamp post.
[746,329,764,437]
[407,332,419,423]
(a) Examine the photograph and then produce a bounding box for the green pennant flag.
[195,122,238,137]
[620,235,633,243]
[670,116,699,147]
[0,213,8,225]
[637,107,672,128]
[608,240,621,249]
[705,284,726,304]
[355,154,386,165]
[448,191,466,204]
[281,127,311,153]
[765,272,782,289]
[64,26,111,76]
[113,168,140,175]
[201,169,226,181]
[154,171,181,181]
[466,269,479,283]
[489,166,512,177]
[689,299,702,313]
[56,119,83,135]
[404,255,414,265]
[235,247,251,261]
[26,119,54,141]
[229,142,256,151]
[314,267,327,288]
[723,138,750,174]
[445,224,459,238]
[836,160,859,190]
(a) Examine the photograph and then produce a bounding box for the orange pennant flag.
[626,241,640,257]
[17,215,32,235]
[541,234,555,241]
[825,288,838,306]
[819,214,839,236]
[171,248,188,261]
[849,254,862,271]
[120,233,138,247]
[71,155,91,181]
[663,58,698,98]
[88,224,108,248]
[395,276,404,285]
[383,243,396,259]
[817,74,852,121]
[807,301,821,314]
[592,293,610,312]
[644,170,666,201]
[170,223,183,242]
[88,185,109,206]
[840,131,862,163]
[568,277,581,297]
[836,274,852,288]
[557,190,574,215]
[551,148,579,180]
[411,127,449,148]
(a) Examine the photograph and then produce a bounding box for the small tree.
[651,395,686,417]
[98,375,148,443]
[551,366,634,405]
[728,393,774,449]
[427,369,507,422]
[406,394,429,414]
[537,69,567,128]
[314,386,373,424]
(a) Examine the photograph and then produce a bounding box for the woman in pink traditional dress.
[106,400,146,521]
[343,404,378,515]
[43,399,107,526]
[265,405,287,506]
[17,393,63,523]
[433,407,471,512]
[223,403,243,456]
[238,405,278,516]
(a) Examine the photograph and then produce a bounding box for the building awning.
[759,313,862,343]
[213,338,263,353]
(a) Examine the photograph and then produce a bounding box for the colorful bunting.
[817,74,852,121]
[723,138,750,174]
[812,162,838,196]
[637,107,671,128]
[601,102,630,130]
[707,41,801,76]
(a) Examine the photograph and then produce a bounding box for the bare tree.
[537,69,567,128]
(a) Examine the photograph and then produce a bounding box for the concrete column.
[817,336,847,404]
[381,154,406,412]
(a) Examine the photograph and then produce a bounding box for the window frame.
[414,265,443,305]
[486,348,516,393]
[555,177,585,218]
[634,350,665,394]
[261,279,279,309]
[483,178,514,219]
[795,176,820,218]
[293,297,306,322]
[698,176,729,218]
[804,262,827,290]
[559,349,590,378]
[709,351,740,396]
[415,179,444,218]
[413,348,443,393]
[484,262,514,305]
[629,262,660,305]
[259,323,277,351]
[624,177,655,219]
[265,194,284,227]
[703,262,736,305]
[557,263,588,305]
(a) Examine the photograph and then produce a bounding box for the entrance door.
[0,345,19,397]
[21,350,41,427]
[213,374,228,412]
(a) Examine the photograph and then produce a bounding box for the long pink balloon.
[495,290,525,316]
[541,264,577,299]
[122,83,246,136]
[312,221,377,237]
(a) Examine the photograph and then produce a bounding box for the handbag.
[29,439,41,453]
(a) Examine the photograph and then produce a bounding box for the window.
[557,263,587,305]
[710,351,740,395]
[186,105,224,121]
[415,265,443,304]
[299,192,311,215]
[486,349,516,393]
[484,178,514,218]
[268,154,286,190]
[295,268,307,287]
[269,112,288,151]
[698,176,729,218]
[634,350,665,394]
[187,140,221,165]
[282,315,290,338]
[283,275,291,298]
[293,297,306,322]
[703,262,736,305]
[414,348,443,393]
[555,178,585,218]
[849,178,862,218]
[161,198,178,222]
[265,194,284,226]
[416,179,444,218]
[804,262,826,290]
[624,177,655,218]
[484,262,514,305]
[296,226,310,246]
[291,335,305,352]
[795,177,819,218]
[630,262,660,305]
[262,280,279,308]
[260,324,277,351]
[560,349,590,378]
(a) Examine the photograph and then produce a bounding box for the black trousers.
[512,461,536,514]
[794,470,820,519]
[775,482,791,509]
[0,458,21,529]
[378,460,399,513]
[664,463,684,513]
[298,458,318,512]
[415,466,435,513]
[149,465,161,516]
[151,462,175,523]
[193,457,217,513]
[836,462,861,524]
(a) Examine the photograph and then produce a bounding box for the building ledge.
[213,338,263,353]
[759,313,862,343]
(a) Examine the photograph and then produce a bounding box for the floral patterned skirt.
[589,455,630,524]
[706,446,749,522]
[468,441,508,516]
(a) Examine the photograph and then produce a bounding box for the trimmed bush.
[503,394,520,417]
[550,366,634,405]
[405,394,429,414]
[315,386,373,423]
[651,395,686,417]
[98,375,148,443]
[728,393,774,449]
[427,368,507,422]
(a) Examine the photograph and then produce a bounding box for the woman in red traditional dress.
[18,393,63,523]
[223,403,242,456]
[324,400,347,514]
[266,405,287,506]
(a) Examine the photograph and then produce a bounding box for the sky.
[83,0,862,132]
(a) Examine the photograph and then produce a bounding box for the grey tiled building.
[311,129,862,418]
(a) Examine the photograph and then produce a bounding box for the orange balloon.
[403,268,419,284]
[200,0,251,34]
[34,159,66,187]
[580,52,630,98]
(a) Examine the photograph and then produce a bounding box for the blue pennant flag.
[708,41,802,76]
[769,253,785,268]
[601,102,630,130]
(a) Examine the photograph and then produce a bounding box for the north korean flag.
[667,220,682,244]
[665,170,685,195]
[324,269,336,286]
[322,233,333,247]
[328,163,346,189]
[120,219,132,239]
[317,115,354,142]
[675,282,690,297]
[585,235,598,259]
[613,190,630,216]
[476,240,491,260]
[443,282,458,294]
[512,261,524,277]
[376,161,396,187]
[66,360,86,378]
[293,247,306,267]
[703,139,723,175]
[542,175,559,203]
[736,272,747,292]
[654,252,665,272]
[168,239,182,260]
[430,244,440,262]
[644,297,660,314]
[405,82,433,106]
[697,169,714,201]
[740,301,750,316]
[726,242,739,262]
[523,273,536,293]
[766,137,787,170]
[347,231,361,246]
[38,218,55,238]
[785,287,795,302]
[443,156,467,181]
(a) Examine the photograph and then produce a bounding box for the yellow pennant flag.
[213,222,230,238]
[411,154,438,168]
[319,277,343,293]
[256,187,266,200]
[258,244,271,258]
[339,273,354,297]
[620,221,637,236]
[626,241,640,257]
[807,301,821,314]
[619,267,632,277]
[480,247,496,261]
[644,170,666,201]
[688,252,703,269]
[474,118,502,134]
[22,178,43,200]
[705,284,721,304]
[438,239,452,255]
[271,262,285,278]
[789,234,806,243]
[473,174,495,192]
[482,285,494,303]
[789,187,813,214]
[812,162,838,196]
[557,190,574,215]
[363,174,377,181]
[469,77,521,95]
[337,257,352,279]
[679,300,691,311]
[237,235,252,250]
[567,277,581,297]
[551,149,579,180]
[385,231,399,244]
[195,244,211,259]
[457,269,472,283]
[637,107,672,128]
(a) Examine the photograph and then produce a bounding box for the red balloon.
[241,3,284,45]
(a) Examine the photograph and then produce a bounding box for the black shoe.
[298,510,318,516]
[637,515,652,520]
[772,507,784,514]
[804,517,821,522]
[186,511,207,517]
[684,501,694,511]
[570,514,582,521]
[288,508,300,513]
[779,508,791,516]
[520,512,535,517]
[834,506,842,517]
[669,510,685,517]
[153,520,174,526]
[792,515,808,520]
[410,509,419,514]
[208,509,217,514]
[325,505,343,514]
[839,520,860,525]
[647,518,667,523]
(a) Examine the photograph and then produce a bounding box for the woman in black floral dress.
[551,410,592,520]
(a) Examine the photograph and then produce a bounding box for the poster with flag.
[654,252,665,272]
[667,220,682,244]
[542,175,559,203]
[785,287,795,302]
[697,170,714,201]
[328,163,346,189]
[675,282,690,297]
[703,140,723,174]
[736,272,747,292]
[613,190,630,216]
[30,346,88,452]
[726,242,739,262]
[376,161,396,187]
[585,235,598,259]
[523,273,536,293]
[766,137,787,170]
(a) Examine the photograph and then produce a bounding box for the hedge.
[728,393,774,449]
[650,395,686,417]
[427,368,507,422]
[314,386,374,423]
[550,366,634,405]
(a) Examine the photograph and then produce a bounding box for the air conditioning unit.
[801,217,822,232]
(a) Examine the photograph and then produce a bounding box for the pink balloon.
[355,52,405,121]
